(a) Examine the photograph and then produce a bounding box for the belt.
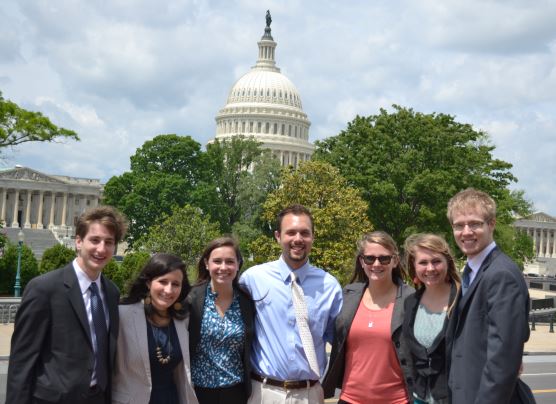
[251,372,318,390]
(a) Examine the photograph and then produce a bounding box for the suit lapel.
[63,264,93,349]
[131,303,151,380]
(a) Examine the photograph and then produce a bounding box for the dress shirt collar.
[73,258,102,295]
[278,255,311,284]
[466,241,497,276]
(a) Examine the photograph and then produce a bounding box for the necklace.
[150,322,173,365]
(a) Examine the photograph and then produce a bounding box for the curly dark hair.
[121,253,190,320]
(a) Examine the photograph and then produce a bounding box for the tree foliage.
[314,105,531,259]
[0,91,79,150]
[196,136,282,233]
[39,243,76,274]
[103,134,204,245]
[0,243,39,294]
[136,204,220,270]
[250,161,372,284]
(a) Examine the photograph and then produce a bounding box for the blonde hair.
[403,233,460,317]
[447,188,496,224]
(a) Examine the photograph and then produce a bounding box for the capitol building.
[212,12,314,167]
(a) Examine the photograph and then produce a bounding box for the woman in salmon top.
[322,231,415,403]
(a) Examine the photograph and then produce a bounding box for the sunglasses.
[360,255,394,265]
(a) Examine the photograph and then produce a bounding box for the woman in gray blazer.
[322,231,415,403]
[112,253,198,404]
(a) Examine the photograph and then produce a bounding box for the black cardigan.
[402,281,458,402]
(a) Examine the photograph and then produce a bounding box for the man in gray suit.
[446,188,530,403]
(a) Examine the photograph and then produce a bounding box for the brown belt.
[251,372,318,390]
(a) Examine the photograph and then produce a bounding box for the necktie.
[290,271,320,377]
[90,282,108,389]
[461,264,472,296]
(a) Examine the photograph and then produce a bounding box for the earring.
[173,302,183,311]
[144,294,151,305]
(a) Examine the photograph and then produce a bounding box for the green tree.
[119,251,151,295]
[39,243,76,274]
[136,204,220,270]
[103,134,205,245]
[0,243,39,294]
[100,259,125,291]
[196,136,280,233]
[250,161,372,284]
[314,105,531,257]
[0,91,79,150]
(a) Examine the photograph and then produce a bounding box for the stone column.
[78,194,86,216]
[49,193,56,228]
[11,189,20,227]
[61,192,68,226]
[540,228,545,258]
[37,190,44,229]
[552,230,556,258]
[24,191,32,228]
[0,188,7,224]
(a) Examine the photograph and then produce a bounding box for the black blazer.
[446,247,530,404]
[187,282,255,398]
[322,280,415,400]
[403,281,458,402]
[6,263,119,404]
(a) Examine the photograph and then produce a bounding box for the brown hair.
[196,237,243,286]
[447,188,496,224]
[350,231,407,283]
[75,205,127,244]
[403,233,461,316]
[276,204,314,233]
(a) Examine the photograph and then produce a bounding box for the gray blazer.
[322,280,415,399]
[112,303,198,404]
[446,247,530,404]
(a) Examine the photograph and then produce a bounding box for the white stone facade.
[212,15,314,167]
[0,166,101,240]
[514,212,556,275]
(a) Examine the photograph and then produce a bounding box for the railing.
[0,299,21,324]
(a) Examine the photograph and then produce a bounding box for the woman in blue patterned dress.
[187,237,255,404]
[402,234,461,404]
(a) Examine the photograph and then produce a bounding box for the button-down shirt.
[239,256,342,381]
[72,259,110,386]
[466,241,497,285]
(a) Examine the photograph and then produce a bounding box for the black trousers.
[195,383,247,404]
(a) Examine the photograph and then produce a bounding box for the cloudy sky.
[1,0,555,214]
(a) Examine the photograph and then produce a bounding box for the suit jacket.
[6,263,119,404]
[111,303,198,404]
[322,280,415,400]
[446,247,530,404]
[402,281,458,402]
[187,282,255,398]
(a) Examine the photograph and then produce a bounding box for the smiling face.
[75,222,115,280]
[147,269,183,313]
[414,247,448,289]
[205,246,239,288]
[275,213,314,270]
[451,210,495,259]
[360,242,398,283]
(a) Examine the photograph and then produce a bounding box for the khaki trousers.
[247,379,324,404]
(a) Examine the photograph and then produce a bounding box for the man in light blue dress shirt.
[240,204,343,404]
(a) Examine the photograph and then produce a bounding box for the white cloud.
[0,0,555,215]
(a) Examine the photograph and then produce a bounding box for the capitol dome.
[213,13,314,167]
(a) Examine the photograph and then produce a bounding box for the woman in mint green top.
[402,234,460,404]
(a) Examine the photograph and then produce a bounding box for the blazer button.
[395,341,400,348]
[400,359,406,365]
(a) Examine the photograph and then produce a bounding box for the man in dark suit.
[446,188,530,404]
[6,206,127,404]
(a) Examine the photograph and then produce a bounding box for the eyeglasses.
[452,221,485,232]
[360,255,394,265]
